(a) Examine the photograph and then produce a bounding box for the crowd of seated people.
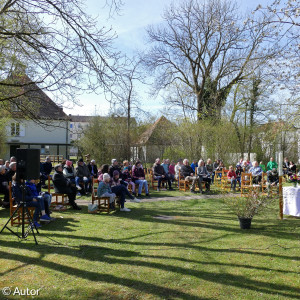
[0,154,299,216]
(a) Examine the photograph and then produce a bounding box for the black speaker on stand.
[1,149,41,244]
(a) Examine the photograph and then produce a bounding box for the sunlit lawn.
[0,188,299,299]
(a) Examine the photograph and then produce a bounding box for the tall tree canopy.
[143,0,279,120]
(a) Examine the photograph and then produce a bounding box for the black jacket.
[181,165,194,178]
[153,164,166,177]
[53,171,73,194]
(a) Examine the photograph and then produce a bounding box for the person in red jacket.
[227,165,237,191]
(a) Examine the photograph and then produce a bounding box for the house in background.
[4,74,70,159]
[134,116,174,163]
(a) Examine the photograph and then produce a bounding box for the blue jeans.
[111,185,133,208]
[230,178,237,189]
[25,201,41,222]
[75,176,91,191]
[236,177,241,187]
[135,180,149,194]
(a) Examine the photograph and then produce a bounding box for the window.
[11,100,22,112]
[11,123,20,136]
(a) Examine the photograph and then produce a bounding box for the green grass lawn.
[0,190,299,299]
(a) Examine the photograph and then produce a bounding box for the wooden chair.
[240,173,253,196]
[178,170,205,192]
[91,178,112,213]
[47,176,69,207]
[8,182,35,226]
[221,169,231,191]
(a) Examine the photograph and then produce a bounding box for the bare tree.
[0,0,123,119]
[143,0,279,120]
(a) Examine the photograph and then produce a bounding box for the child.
[227,165,237,191]
[26,178,53,220]
[97,173,116,209]
[235,165,242,188]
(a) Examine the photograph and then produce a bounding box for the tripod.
[0,184,39,245]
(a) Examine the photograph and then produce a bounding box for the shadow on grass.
[0,239,300,299]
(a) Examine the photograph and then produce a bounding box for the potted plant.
[224,193,275,229]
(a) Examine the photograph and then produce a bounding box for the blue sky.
[64,0,272,117]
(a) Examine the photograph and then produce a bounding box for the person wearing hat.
[53,164,81,210]
[75,158,92,194]
[88,159,98,178]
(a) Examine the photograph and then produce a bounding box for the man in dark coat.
[53,164,81,210]
[153,158,173,191]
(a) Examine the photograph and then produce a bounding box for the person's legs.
[143,180,149,194]
[111,186,125,208]
[165,174,172,189]
[135,180,143,195]
[155,176,162,188]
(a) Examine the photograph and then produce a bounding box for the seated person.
[12,174,51,228]
[242,161,251,173]
[288,161,297,176]
[75,158,92,193]
[181,159,201,194]
[197,160,211,192]
[0,165,9,208]
[132,161,149,197]
[267,157,278,171]
[40,157,53,187]
[122,167,136,196]
[97,173,116,209]
[175,159,183,181]
[259,161,266,172]
[168,160,175,182]
[235,165,243,188]
[190,160,198,173]
[109,159,122,179]
[26,178,53,219]
[227,165,237,191]
[53,164,81,210]
[88,159,98,178]
[110,170,140,212]
[5,162,16,183]
[283,157,290,175]
[63,160,76,184]
[4,160,10,171]
[206,159,214,184]
[98,164,109,182]
[153,158,173,191]
[249,161,263,184]
[267,168,279,192]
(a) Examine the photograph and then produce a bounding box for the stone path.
[76,193,233,206]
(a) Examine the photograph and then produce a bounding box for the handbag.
[88,203,98,213]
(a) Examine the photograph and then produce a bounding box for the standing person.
[181,159,201,194]
[75,158,92,193]
[227,165,237,191]
[153,158,173,191]
[53,164,81,210]
[267,157,278,171]
[197,160,211,192]
[88,160,98,178]
[132,161,149,197]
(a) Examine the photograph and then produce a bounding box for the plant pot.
[238,217,252,229]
